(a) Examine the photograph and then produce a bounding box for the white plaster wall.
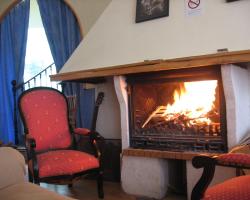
[232,65,250,144]
[61,0,250,73]
[121,155,169,199]
[113,76,129,148]
[221,64,250,148]
[95,77,121,139]
[115,76,170,199]
[66,0,111,35]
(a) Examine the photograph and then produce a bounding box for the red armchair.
[191,148,250,200]
[18,87,104,198]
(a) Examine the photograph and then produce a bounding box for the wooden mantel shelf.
[51,50,250,82]
[122,148,221,161]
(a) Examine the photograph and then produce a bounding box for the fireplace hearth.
[127,66,227,153]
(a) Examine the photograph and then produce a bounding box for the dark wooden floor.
[40,179,186,200]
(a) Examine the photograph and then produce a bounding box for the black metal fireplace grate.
[131,135,225,152]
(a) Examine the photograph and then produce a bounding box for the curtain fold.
[37,0,95,129]
[0,0,30,144]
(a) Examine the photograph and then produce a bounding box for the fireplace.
[127,66,227,153]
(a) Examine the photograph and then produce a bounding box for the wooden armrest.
[74,128,91,135]
[74,128,104,140]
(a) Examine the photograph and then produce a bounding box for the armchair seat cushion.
[37,150,99,178]
[203,175,250,200]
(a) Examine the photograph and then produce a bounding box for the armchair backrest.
[19,87,72,152]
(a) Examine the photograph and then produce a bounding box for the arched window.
[0,0,88,145]
[24,0,54,82]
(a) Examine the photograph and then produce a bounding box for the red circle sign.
[188,0,200,9]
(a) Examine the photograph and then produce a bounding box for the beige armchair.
[0,147,75,200]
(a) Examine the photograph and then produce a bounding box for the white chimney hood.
[52,0,250,81]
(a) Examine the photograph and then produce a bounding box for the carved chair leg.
[33,171,40,185]
[28,169,34,183]
[97,170,104,199]
[34,178,40,185]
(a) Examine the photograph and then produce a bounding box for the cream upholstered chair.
[0,147,75,200]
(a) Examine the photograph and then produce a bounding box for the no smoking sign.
[188,0,200,9]
[185,0,203,16]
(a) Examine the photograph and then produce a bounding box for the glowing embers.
[142,80,220,136]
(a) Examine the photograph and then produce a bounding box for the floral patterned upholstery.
[19,89,72,151]
[202,175,250,200]
[37,150,99,178]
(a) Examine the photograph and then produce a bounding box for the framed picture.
[136,0,169,23]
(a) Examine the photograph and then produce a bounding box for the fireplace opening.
[127,66,227,152]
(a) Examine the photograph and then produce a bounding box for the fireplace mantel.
[51,50,250,82]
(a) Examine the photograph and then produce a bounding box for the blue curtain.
[37,0,95,129]
[0,0,30,144]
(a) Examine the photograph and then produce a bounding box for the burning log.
[142,106,166,128]
[141,105,220,136]
[142,106,219,127]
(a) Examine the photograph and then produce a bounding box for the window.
[24,0,58,89]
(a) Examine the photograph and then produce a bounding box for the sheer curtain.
[0,0,30,144]
[37,0,95,128]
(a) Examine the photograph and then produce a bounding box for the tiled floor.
[41,179,187,200]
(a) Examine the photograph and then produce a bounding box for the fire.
[163,80,218,125]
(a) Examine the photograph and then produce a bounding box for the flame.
[163,80,218,125]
